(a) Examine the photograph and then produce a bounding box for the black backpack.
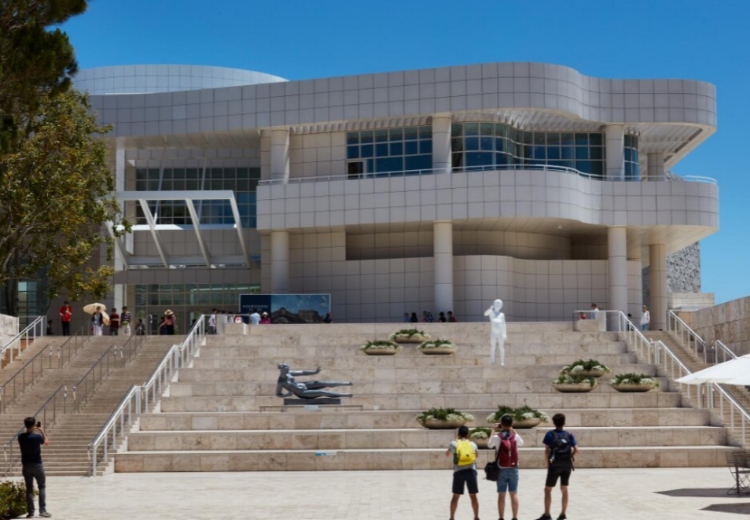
[549,431,572,463]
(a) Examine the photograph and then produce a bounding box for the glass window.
[346,125,432,177]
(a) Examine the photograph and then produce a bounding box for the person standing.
[640,305,650,332]
[536,413,578,520]
[209,310,218,334]
[409,312,419,323]
[446,425,480,520]
[91,306,104,336]
[120,306,133,336]
[46,320,53,336]
[403,313,410,323]
[58,301,72,336]
[489,414,524,520]
[17,417,51,518]
[135,318,146,336]
[109,308,120,336]
[160,310,175,335]
[260,312,271,324]
[438,312,447,323]
[448,311,457,323]
[249,309,261,325]
[323,313,332,323]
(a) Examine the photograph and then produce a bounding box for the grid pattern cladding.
[346,126,433,175]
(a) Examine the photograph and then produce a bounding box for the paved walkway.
[21,468,749,519]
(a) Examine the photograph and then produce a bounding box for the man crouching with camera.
[18,417,51,518]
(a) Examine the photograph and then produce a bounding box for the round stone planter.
[553,383,595,393]
[419,418,468,429]
[471,438,490,449]
[391,334,430,344]
[564,368,606,378]
[611,383,657,393]
[510,418,542,429]
[361,348,400,356]
[418,344,457,355]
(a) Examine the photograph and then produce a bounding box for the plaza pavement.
[25,467,749,519]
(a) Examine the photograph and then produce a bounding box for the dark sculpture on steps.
[275,363,353,401]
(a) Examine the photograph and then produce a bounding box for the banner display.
[239,294,331,324]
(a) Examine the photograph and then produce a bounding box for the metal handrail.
[2,384,67,476]
[87,385,140,476]
[714,340,738,364]
[72,343,118,412]
[573,309,659,364]
[0,316,44,365]
[601,312,748,446]
[142,315,205,412]
[0,344,55,414]
[73,332,145,413]
[55,324,91,368]
[86,315,206,476]
[259,165,718,186]
[667,310,708,362]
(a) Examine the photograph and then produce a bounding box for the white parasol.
[675,354,750,386]
[82,303,110,326]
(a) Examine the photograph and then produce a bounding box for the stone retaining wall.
[682,296,750,356]
[0,313,19,347]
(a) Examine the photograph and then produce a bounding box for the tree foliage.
[0,1,128,307]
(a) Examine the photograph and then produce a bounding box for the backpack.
[549,431,573,463]
[497,432,519,468]
[454,439,476,466]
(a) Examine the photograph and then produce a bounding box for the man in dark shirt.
[17,417,51,518]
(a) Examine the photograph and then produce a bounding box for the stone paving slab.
[19,467,747,519]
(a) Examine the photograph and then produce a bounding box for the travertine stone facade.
[683,296,750,356]
[0,313,19,347]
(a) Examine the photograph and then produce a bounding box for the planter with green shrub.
[486,405,550,429]
[417,339,456,355]
[360,340,402,356]
[416,407,474,429]
[389,329,431,343]
[610,373,660,392]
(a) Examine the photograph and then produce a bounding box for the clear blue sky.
[63,0,749,304]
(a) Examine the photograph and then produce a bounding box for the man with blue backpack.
[536,413,578,520]
[446,425,480,520]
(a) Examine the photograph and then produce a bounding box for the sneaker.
[557,515,567,520]
[536,516,552,520]
[39,512,51,518]
[26,514,34,519]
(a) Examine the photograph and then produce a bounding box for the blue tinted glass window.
[375,129,389,142]
[347,146,359,159]
[405,155,432,171]
[480,136,494,150]
[375,143,389,156]
[361,144,374,158]
[420,140,432,154]
[390,142,403,156]
[465,152,493,168]
[575,147,589,160]
[405,141,419,155]
[360,131,373,143]
[465,137,479,151]
[404,127,419,140]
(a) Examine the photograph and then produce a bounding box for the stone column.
[649,244,668,330]
[605,125,625,180]
[434,221,454,314]
[271,231,290,293]
[432,114,452,174]
[608,227,628,314]
[647,152,665,181]
[113,139,126,311]
[270,128,290,183]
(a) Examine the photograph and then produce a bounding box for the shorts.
[545,463,572,487]
[496,467,519,493]
[452,468,479,495]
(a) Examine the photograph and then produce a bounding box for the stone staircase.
[115,322,736,473]
[1,335,178,476]
[649,330,750,447]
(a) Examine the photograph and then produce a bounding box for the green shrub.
[0,480,28,519]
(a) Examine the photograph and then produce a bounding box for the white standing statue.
[484,299,507,366]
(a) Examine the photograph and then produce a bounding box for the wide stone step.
[140,407,712,431]
[127,425,727,451]
[115,445,733,472]
[168,377,671,397]
[161,391,683,412]
[177,364,659,383]
[198,343,628,358]
[192,353,637,369]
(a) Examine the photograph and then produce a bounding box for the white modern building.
[76,62,718,329]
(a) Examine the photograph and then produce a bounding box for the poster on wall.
[239,294,331,324]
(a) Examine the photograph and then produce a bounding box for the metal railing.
[259,164,718,186]
[142,315,205,412]
[87,385,141,476]
[0,316,44,366]
[55,324,91,368]
[667,310,738,364]
[597,311,749,446]
[0,344,56,414]
[2,384,67,476]
[572,309,659,363]
[86,315,206,476]
[72,344,117,412]
[72,332,146,412]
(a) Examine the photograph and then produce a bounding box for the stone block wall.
[643,242,701,306]
[682,296,750,356]
[0,313,19,347]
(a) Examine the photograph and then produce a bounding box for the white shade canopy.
[675,354,750,385]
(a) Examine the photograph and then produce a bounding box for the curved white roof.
[74,65,286,95]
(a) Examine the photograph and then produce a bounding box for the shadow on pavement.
[701,503,750,515]
[657,488,734,498]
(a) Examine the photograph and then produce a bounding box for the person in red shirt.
[109,308,120,336]
[59,301,72,336]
